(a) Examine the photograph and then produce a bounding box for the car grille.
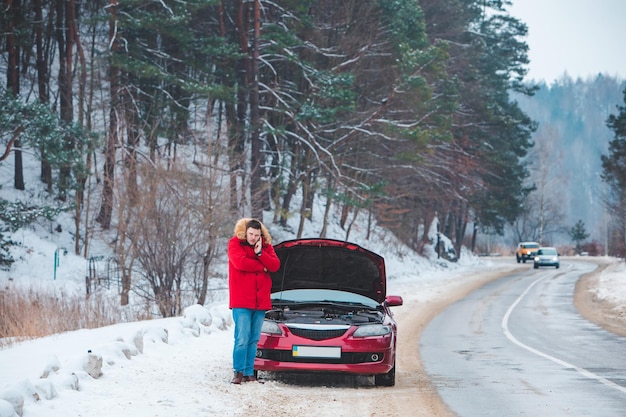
[287,327,347,340]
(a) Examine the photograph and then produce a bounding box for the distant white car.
[533,247,560,269]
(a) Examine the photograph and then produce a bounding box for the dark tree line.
[2,0,536,315]
[602,87,626,256]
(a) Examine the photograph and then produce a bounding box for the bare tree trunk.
[344,206,360,242]
[366,205,372,240]
[5,0,20,96]
[226,101,243,211]
[55,0,74,201]
[5,0,25,190]
[33,0,52,191]
[453,201,469,259]
[470,222,478,253]
[125,109,140,206]
[419,211,437,255]
[82,13,101,258]
[97,106,116,229]
[116,201,133,307]
[249,0,265,218]
[120,269,131,306]
[340,203,349,230]
[227,0,251,214]
[279,143,301,227]
[305,169,316,218]
[69,0,87,255]
[197,249,211,306]
[320,176,334,238]
[96,0,120,229]
[216,3,241,213]
[296,170,311,238]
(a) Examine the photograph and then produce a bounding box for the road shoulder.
[574,258,626,337]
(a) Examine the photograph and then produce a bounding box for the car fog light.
[371,353,380,361]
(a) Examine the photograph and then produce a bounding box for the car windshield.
[525,243,539,248]
[539,248,557,255]
[271,289,379,308]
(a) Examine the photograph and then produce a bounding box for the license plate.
[292,345,341,359]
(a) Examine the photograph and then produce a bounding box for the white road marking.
[501,271,626,394]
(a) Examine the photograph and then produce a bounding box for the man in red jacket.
[228,218,281,384]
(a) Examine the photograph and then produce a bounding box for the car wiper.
[271,299,299,305]
[319,300,379,310]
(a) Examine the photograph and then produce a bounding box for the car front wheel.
[374,363,396,387]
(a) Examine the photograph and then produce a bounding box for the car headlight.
[353,324,391,337]
[261,320,282,335]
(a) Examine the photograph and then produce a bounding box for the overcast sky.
[507,0,626,82]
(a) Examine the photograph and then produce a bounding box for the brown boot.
[243,375,264,384]
[231,372,244,384]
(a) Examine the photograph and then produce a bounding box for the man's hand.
[254,238,262,256]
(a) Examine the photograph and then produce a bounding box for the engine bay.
[265,303,385,325]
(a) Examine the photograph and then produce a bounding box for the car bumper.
[534,257,559,267]
[255,356,395,375]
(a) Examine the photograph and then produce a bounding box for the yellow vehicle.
[516,242,539,263]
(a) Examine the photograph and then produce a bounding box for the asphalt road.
[421,260,626,417]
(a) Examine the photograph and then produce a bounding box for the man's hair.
[246,219,262,230]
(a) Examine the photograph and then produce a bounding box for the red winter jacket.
[228,218,281,310]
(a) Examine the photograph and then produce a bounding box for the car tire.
[374,363,395,387]
[533,264,538,269]
[516,255,521,263]
[556,265,559,269]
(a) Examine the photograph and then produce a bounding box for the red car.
[255,238,403,386]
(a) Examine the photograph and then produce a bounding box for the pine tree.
[601,87,626,256]
[568,220,590,255]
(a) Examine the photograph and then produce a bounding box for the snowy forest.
[2,1,625,317]
[513,74,626,251]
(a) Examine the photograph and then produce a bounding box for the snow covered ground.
[1,216,624,417]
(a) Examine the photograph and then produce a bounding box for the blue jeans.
[232,308,266,376]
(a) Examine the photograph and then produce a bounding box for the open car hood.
[270,238,386,303]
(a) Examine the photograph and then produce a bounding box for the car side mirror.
[385,295,403,307]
